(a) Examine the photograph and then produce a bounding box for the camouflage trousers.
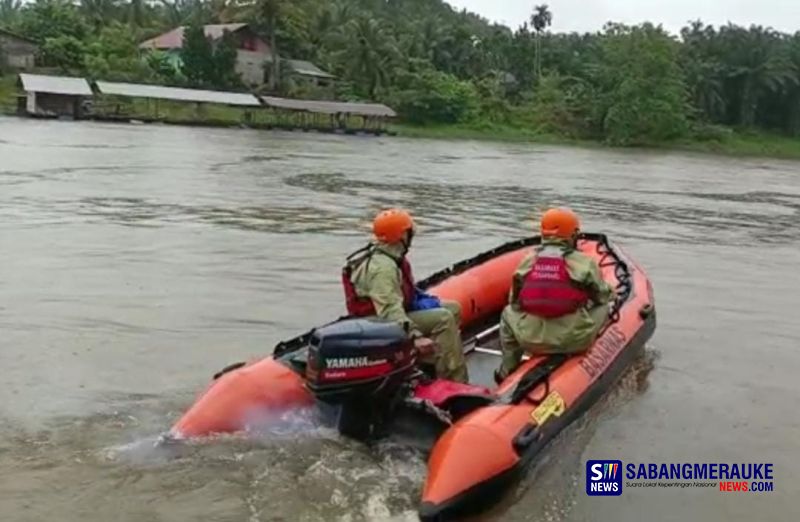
[408,300,469,383]
[497,304,609,379]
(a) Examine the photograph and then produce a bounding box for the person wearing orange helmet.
[495,207,614,382]
[341,208,468,383]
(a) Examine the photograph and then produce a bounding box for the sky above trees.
[447,0,800,35]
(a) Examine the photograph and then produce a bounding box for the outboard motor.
[305,318,418,440]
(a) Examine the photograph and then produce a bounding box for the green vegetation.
[1,1,800,157]
[677,130,800,159]
[391,122,800,160]
[0,73,17,114]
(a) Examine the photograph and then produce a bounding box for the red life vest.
[341,245,416,317]
[518,245,591,318]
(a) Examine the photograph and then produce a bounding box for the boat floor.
[464,342,502,389]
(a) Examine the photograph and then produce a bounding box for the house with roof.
[283,59,335,86]
[1,27,39,70]
[139,23,333,88]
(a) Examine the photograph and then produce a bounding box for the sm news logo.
[586,460,623,496]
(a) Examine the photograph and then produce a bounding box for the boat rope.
[593,233,632,332]
[506,354,569,405]
[212,361,246,380]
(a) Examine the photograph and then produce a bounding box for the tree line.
[2,0,800,145]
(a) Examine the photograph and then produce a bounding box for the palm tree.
[418,17,454,72]
[302,0,351,65]
[255,0,284,90]
[531,4,553,82]
[718,24,796,126]
[680,22,727,121]
[80,0,122,30]
[207,0,238,23]
[334,16,399,99]
[785,34,800,134]
[159,0,203,27]
[0,0,23,26]
[127,0,146,27]
[685,59,726,121]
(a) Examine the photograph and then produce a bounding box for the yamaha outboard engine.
[305,318,417,440]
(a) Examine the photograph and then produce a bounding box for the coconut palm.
[717,24,796,126]
[680,22,727,121]
[159,0,206,27]
[530,4,552,81]
[333,16,400,99]
[0,0,23,26]
[80,0,122,30]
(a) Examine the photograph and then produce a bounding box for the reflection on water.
[19,168,795,244]
[1,118,799,522]
[76,196,360,233]
[286,172,800,244]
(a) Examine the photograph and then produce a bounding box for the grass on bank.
[392,121,800,160]
[674,131,800,159]
[0,74,17,114]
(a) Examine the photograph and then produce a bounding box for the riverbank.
[675,132,800,160]
[3,75,800,160]
[391,122,800,161]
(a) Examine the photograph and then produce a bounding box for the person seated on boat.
[342,208,469,383]
[495,207,615,383]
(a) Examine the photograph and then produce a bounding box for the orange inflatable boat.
[168,233,656,520]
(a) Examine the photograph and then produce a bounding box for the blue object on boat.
[410,288,442,311]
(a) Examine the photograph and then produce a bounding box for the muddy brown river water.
[1,117,798,521]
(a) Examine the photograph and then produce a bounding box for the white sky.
[446,0,800,35]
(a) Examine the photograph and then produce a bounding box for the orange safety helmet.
[373,208,415,244]
[540,207,580,239]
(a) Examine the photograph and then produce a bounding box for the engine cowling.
[305,317,417,402]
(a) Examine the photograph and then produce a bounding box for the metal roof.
[139,23,247,49]
[260,96,396,117]
[286,59,335,79]
[0,26,39,44]
[18,73,93,96]
[95,81,262,106]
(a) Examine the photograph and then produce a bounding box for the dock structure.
[17,73,93,119]
[11,73,396,135]
[93,81,262,125]
[259,96,396,134]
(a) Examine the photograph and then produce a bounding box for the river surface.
[1,117,798,522]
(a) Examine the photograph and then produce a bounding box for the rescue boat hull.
[416,234,655,519]
[167,234,656,521]
[418,310,656,520]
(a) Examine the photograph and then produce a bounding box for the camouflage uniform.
[350,241,469,383]
[498,238,614,378]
